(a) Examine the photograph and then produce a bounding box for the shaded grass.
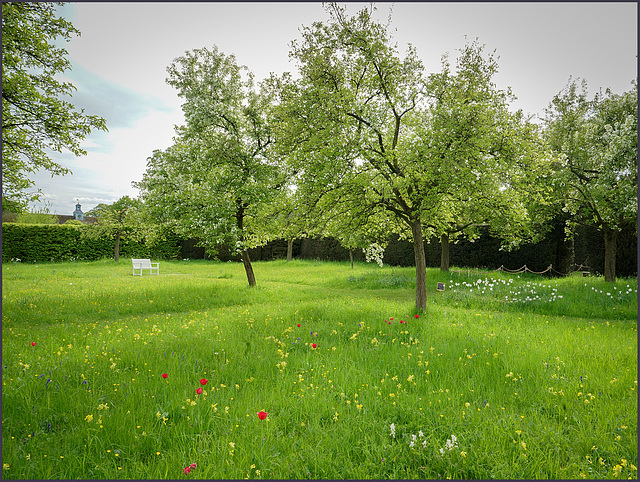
[1,259,637,479]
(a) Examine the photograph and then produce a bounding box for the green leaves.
[543,77,637,280]
[544,78,637,232]
[1,2,107,203]
[138,46,289,284]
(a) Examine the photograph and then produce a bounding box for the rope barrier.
[451,263,590,278]
[495,263,590,277]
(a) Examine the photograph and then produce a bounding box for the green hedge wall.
[2,224,106,262]
[1,224,181,263]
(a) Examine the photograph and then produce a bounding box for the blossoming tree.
[135,46,287,286]
[544,78,637,281]
[273,4,549,309]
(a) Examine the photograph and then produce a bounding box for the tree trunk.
[556,233,574,276]
[241,249,257,287]
[349,249,354,269]
[440,233,450,272]
[603,226,617,282]
[114,229,121,263]
[287,239,293,262]
[411,218,427,311]
[235,200,255,286]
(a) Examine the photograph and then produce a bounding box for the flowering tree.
[135,46,286,286]
[414,42,553,272]
[544,78,637,281]
[274,4,549,309]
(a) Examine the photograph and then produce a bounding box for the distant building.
[54,202,97,224]
[73,202,84,220]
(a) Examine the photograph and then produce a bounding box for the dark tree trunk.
[550,214,574,276]
[411,218,427,311]
[287,239,293,262]
[349,249,354,269]
[440,233,450,272]
[241,249,257,287]
[235,200,256,287]
[114,229,121,263]
[603,226,617,282]
[556,233,575,276]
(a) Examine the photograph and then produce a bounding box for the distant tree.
[14,207,58,225]
[544,78,637,281]
[135,46,286,287]
[253,187,314,262]
[86,196,143,262]
[1,2,107,209]
[416,43,553,272]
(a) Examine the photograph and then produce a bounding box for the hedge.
[2,221,636,278]
[1,224,181,263]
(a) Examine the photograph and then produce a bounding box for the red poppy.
[162,373,168,379]
[258,411,267,420]
[312,343,317,349]
[390,317,394,321]
[196,388,203,395]
[31,342,36,346]
[297,324,301,327]
[415,314,419,319]
[184,466,191,475]
[199,378,208,385]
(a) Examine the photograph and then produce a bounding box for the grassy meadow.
[1,259,637,479]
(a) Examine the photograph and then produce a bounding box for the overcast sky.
[30,2,637,215]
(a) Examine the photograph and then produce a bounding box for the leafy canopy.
[2,2,107,208]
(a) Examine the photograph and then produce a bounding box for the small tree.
[86,196,143,262]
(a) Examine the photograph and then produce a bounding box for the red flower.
[31,342,36,346]
[162,373,168,379]
[184,466,191,475]
[196,388,203,395]
[390,317,394,320]
[415,314,419,319]
[199,378,208,385]
[258,411,267,420]
[388,321,391,324]
[311,343,317,349]
[297,324,301,327]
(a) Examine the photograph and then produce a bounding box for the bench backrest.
[132,258,151,267]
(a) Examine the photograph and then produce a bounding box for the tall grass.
[2,259,637,479]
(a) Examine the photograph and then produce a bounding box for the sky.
[28,2,637,216]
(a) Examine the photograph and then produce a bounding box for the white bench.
[132,258,159,276]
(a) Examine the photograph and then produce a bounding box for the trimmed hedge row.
[1,224,181,262]
[2,221,636,278]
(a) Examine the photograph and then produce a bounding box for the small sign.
[437,282,446,291]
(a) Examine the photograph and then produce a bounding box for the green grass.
[2,259,637,479]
